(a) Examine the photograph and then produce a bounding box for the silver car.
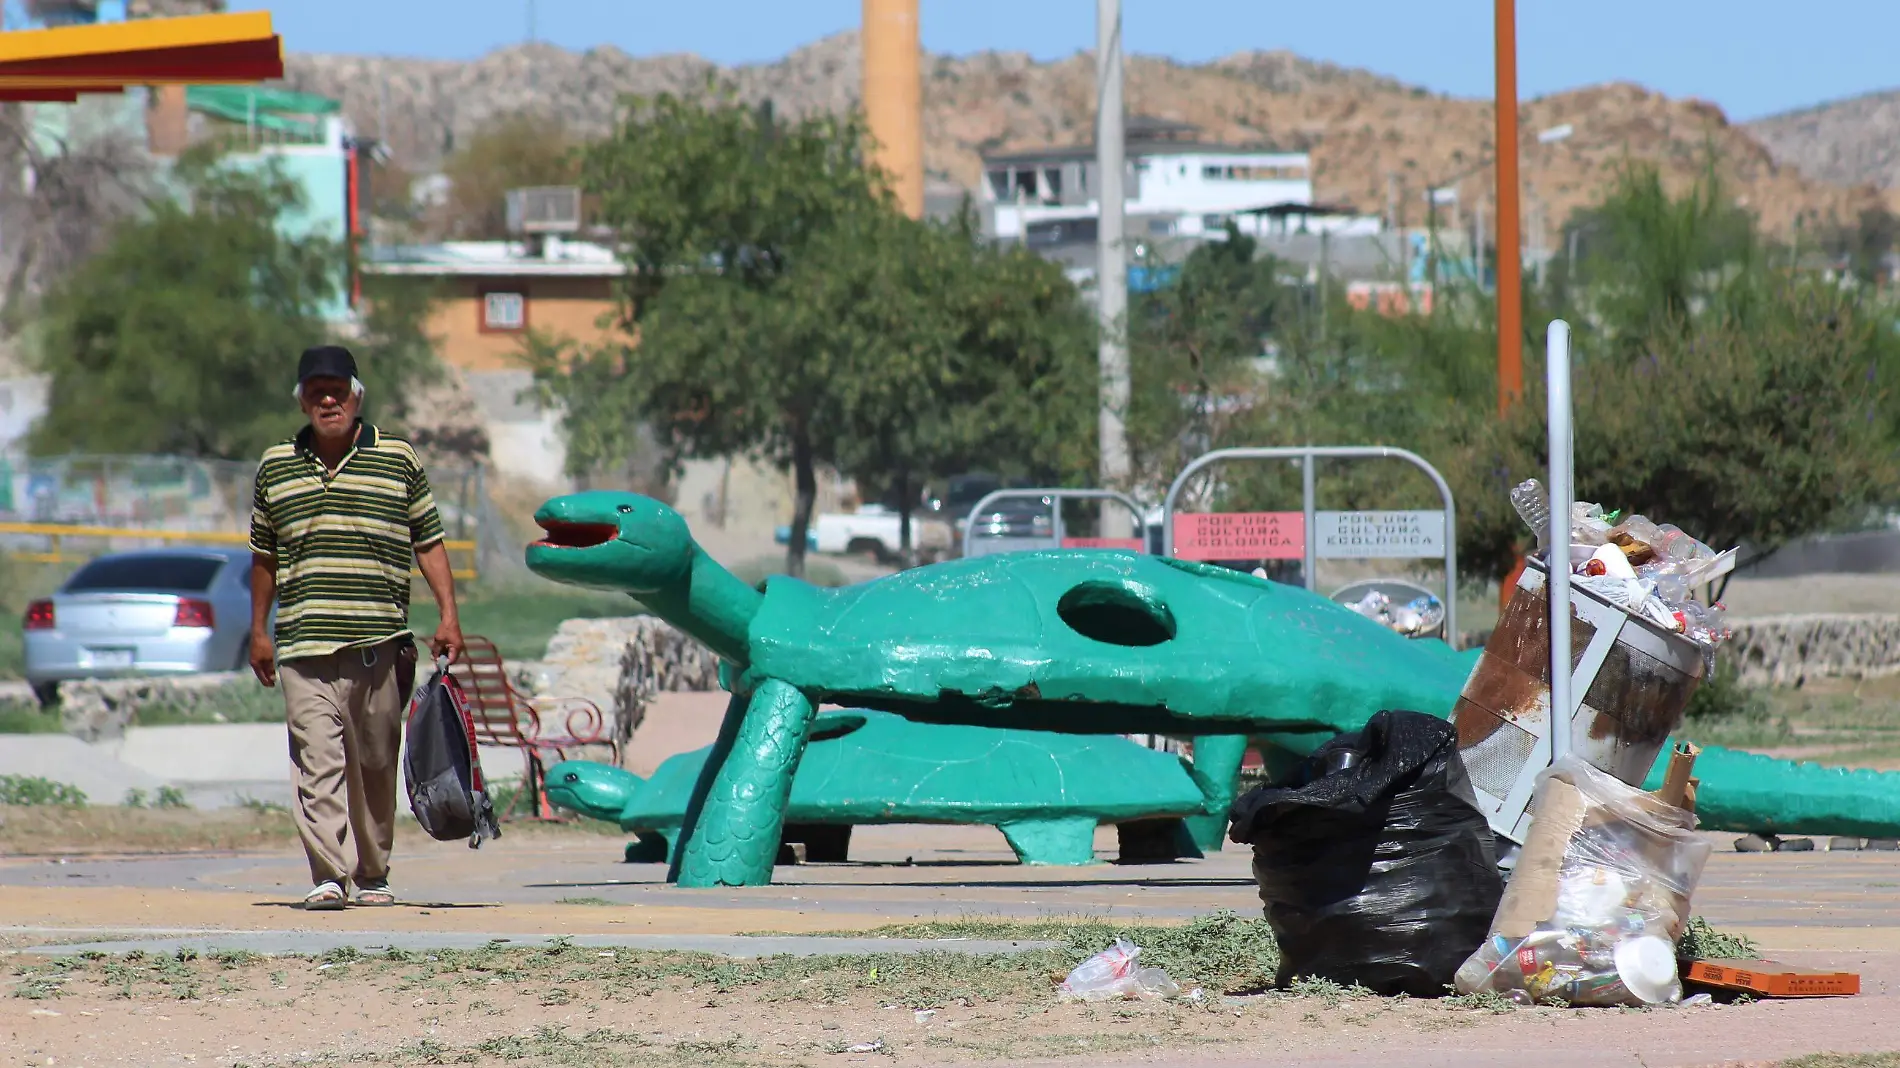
[23,546,261,706]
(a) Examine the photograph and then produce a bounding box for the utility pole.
[862,0,924,218]
[1096,0,1131,534]
[1495,0,1522,414]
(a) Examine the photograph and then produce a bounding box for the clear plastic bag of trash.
[1057,938,1181,1002]
[1453,757,1712,1007]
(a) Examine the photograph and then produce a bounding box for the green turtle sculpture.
[525,491,1472,888]
[545,708,1210,865]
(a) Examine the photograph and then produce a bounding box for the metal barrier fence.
[0,522,480,581]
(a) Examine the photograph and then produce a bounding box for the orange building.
[363,237,626,371]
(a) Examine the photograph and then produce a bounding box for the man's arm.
[249,554,278,687]
[404,449,462,663]
[416,541,464,663]
[247,468,279,687]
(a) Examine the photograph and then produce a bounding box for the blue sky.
[231,0,1896,122]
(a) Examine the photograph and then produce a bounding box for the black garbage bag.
[1227,709,1503,997]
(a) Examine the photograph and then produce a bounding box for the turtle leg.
[997,816,1100,865]
[1182,734,1250,853]
[669,680,818,888]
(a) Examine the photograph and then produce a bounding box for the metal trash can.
[1452,557,1705,845]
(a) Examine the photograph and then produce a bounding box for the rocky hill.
[1746,89,1900,193]
[282,33,1880,239]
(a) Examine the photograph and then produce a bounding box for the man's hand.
[250,632,278,688]
[431,618,465,664]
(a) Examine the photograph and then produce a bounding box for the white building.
[983,116,1358,247]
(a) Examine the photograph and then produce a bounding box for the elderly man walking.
[248,345,464,910]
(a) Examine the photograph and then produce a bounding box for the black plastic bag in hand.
[1228,709,1503,997]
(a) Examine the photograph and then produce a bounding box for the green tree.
[438,113,580,239]
[824,209,1096,557]
[28,149,438,460]
[532,89,897,576]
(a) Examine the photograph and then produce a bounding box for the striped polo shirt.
[249,421,446,662]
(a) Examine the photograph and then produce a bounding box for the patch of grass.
[409,581,639,661]
[0,699,62,733]
[0,774,87,806]
[132,684,283,727]
[1780,1056,1900,1068]
[1677,673,1900,766]
[1677,916,1758,960]
[558,896,616,906]
[0,802,296,854]
[758,911,1280,995]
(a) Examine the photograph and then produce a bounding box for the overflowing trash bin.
[1453,483,1738,845]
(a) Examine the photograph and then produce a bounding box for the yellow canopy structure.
[0,10,280,102]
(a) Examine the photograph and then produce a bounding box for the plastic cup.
[1613,935,1680,1004]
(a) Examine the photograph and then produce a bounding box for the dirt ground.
[3,818,1899,1068]
[4,936,1895,1068]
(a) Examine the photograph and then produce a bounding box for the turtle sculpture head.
[526,491,762,663]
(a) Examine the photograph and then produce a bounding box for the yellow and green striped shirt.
[249,421,446,662]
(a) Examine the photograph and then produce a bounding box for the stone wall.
[1462,614,1900,690]
[1725,614,1900,688]
[59,672,253,742]
[523,617,723,752]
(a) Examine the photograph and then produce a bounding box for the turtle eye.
[563,772,579,783]
[616,504,633,514]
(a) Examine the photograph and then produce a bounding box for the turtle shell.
[744,551,1471,735]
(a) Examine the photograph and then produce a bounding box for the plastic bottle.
[1510,479,1550,549]
[1571,503,1613,547]
[1655,523,1717,566]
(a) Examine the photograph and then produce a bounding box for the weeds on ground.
[1677,915,1759,959]
[122,785,191,810]
[1779,1056,1900,1068]
[0,773,86,806]
[763,911,1281,995]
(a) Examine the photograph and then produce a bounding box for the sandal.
[352,883,396,906]
[302,881,346,911]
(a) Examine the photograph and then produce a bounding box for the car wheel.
[30,681,58,709]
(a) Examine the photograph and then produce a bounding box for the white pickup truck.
[787,505,953,563]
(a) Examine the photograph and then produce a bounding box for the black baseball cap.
[297,345,358,386]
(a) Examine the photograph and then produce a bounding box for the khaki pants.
[280,639,410,889]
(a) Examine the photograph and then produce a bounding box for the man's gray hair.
[292,377,366,401]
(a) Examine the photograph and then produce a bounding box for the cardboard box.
[1684,960,1860,997]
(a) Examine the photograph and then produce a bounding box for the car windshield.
[65,555,226,593]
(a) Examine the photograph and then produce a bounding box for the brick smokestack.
[861,0,922,219]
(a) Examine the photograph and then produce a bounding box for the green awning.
[185,85,339,138]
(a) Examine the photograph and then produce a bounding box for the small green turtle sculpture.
[526,491,1471,888]
[545,708,1210,865]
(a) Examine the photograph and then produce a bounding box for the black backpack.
[402,656,501,847]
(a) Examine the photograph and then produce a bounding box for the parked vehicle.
[810,505,952,563]
[23,546,260,706]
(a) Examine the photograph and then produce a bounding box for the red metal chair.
[448,636,620,821]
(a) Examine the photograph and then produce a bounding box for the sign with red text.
[1172,512,1304,561]
[1062,537,1145,550]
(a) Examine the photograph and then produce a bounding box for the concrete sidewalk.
[19,929,1060,957]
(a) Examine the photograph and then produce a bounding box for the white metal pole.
[1096,0,1131,536]
[1546,320,1574,765]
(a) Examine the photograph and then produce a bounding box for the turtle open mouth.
[532,520,619,550]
